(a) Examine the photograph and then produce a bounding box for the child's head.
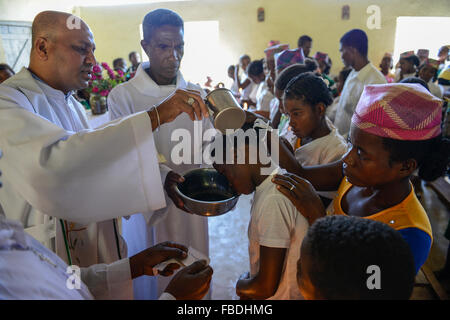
[113,58,127,72]
[438,45,449,62]
[283,72,333,139]
[399,51,420,75]
[239,54,251,71]
[418,59,440,83]
[379,55,393,73]
[274,64,313,112]
[212,122,268,195]
[344,83,449,188]
[297,35,312,57]
[313,52,331,75]
[297,215,416,300]
[247,59,265,84]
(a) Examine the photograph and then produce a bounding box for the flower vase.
[90,95,107,115]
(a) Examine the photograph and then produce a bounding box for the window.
[393,17,450,63]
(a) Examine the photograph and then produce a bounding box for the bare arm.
[234,64,252,90]
[236,246,286,300]
[273,132,344,191]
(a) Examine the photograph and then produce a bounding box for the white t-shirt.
[255,82,274,112]
[294,118,347,167]
[294,119,348,199]
[241,74,255,102]
[248,168,309,300]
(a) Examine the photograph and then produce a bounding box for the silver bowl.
[175,168,239,217]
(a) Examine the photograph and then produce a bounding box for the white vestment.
[0,68,166,299]
[108,62,211,299]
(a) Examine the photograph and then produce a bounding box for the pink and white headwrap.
[351,84,443,141]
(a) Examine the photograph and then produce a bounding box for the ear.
[399,159,418,178]
[140,39,150,57]
[34,37,50,61]
[316,102,326,117]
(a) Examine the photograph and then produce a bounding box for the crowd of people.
[0,8,449,302]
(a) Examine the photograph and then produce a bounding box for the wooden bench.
[427,176,450,209]
[411,264,449,300]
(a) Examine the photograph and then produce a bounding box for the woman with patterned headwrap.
[274,83,449,274]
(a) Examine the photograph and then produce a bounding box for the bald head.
[29,11,96,94]
[32,11,89,48]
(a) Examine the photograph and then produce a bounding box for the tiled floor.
[208,194,252,300]
[207,181,450,300]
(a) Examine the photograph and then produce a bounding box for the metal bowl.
[175,168,239,217]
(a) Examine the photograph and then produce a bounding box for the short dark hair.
[275,63,310,90]
[399,77,429,91]
[402,55,420,67]
[304,215,416,300]
[240,54,251,61]
[284,72,333,107]
[298,35,312,47]
[340,29,368,57]
[247,59,264,77]
[112,58,125,69]
[304,58,319,72]
[212,120,266,163]
[0,63,14,74]
[128,51,138,60]
[382,135,450,182]
[142,9,184,41]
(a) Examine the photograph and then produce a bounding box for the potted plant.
[87,62,128,114]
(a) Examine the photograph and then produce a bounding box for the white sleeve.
[142,163,172,225]
[0,92,166,225]
[107,87,132,121]
[253,194,298,248]
[80,258,133,300]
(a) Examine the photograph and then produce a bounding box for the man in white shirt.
[108,9,212,300]
[0,11,209,299]
[334,29,386,137]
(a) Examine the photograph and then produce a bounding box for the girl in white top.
[284,72,348,166]
[284,73,348,201]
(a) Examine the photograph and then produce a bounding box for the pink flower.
[91,74,97,80]
[92,86,99,93]
[108,71,116,79]
[92,65,102,73]
[117,69,124,77]
[100,90,109,97]
[101,62,110,69]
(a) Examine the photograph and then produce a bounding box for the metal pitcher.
[205,88,246,134]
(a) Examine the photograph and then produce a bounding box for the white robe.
[0,68,166,299]
[108,62,211,299]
